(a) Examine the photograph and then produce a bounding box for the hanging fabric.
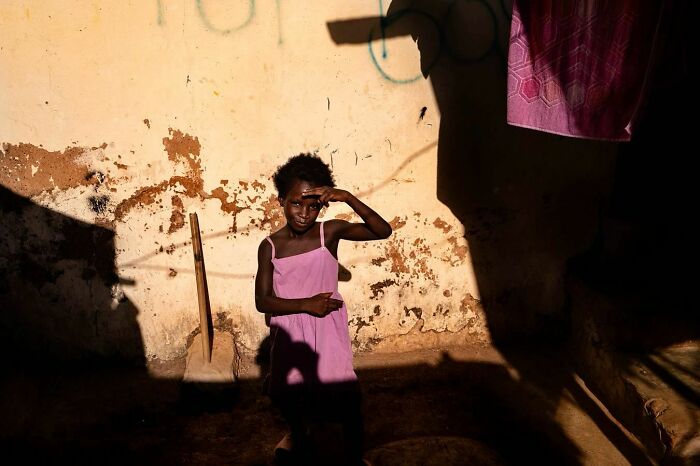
[507,0,663,141]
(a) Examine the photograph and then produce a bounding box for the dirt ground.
[1,343,653,465]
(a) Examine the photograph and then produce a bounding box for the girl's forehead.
[288,179,316,194]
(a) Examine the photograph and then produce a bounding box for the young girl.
[255,153,392,465]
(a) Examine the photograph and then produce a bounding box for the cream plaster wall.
[1,1,487,361]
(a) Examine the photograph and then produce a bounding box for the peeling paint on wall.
[448,236,468,263]
[433,217,452,233]
[258,194,285,232]
[112,128,254,230]
[370,279,399,299]
[168,195,185,233]
[385,238,411,275]
[404,306,423,319]
[371,257,388,266]
[408,237,436,283]
[381,236,437,284]
[162,128,202,175]
[389,216,407,230]
[460,293,486,332]
[1,143,94,196]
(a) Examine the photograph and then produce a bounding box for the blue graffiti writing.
[195,0,255,35]
[157,0,164,26]
[157,0,283,43]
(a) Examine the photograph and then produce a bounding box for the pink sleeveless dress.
[266,222,357,395]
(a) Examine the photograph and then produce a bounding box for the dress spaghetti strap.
[265,237,276,259]
[320,221,325,248]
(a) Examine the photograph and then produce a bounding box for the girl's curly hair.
[273,153,335,198]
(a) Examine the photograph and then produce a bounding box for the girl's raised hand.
[302,186,349,207]
[304,292,343,317]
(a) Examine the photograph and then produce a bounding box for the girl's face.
[279,179,322,233]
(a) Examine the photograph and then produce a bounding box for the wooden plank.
[189,212,212,363]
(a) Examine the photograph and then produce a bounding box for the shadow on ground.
[0,343,651,466]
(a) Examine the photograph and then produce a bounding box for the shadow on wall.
[0,184,143,364]
[0,184,173,459]
[328,0,617,343]
[343,0,697,349]
[568,0,698,349]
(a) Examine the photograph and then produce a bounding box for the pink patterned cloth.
[507,1,660,141]
[266,222,356,396]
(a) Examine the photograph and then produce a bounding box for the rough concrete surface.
[619,343,700,464]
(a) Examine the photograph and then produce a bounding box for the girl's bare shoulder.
[269,227,285,241]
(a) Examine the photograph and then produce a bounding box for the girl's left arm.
[303,187,392,241]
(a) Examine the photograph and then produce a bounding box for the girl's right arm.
[254,239,343,317]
